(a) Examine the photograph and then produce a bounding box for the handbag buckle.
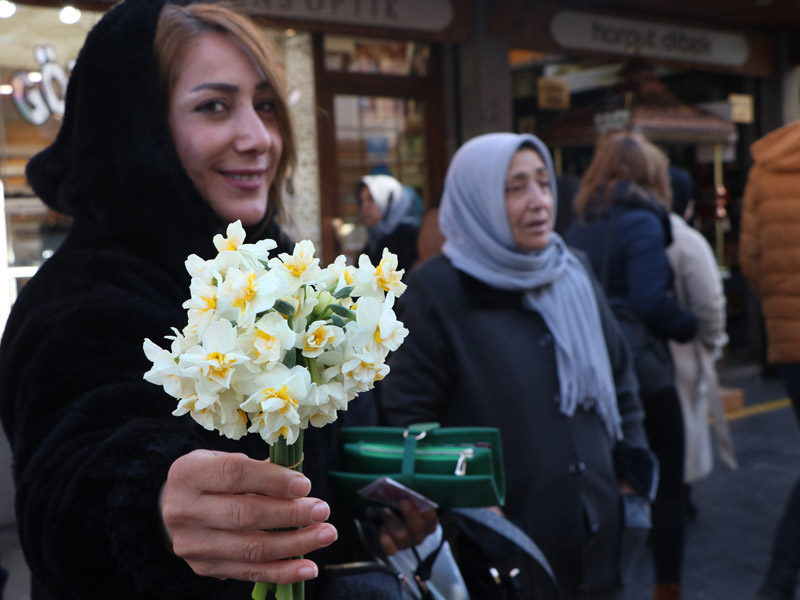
[403,428,427,441]
[455,448,474,476]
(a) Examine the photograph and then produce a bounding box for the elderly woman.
[379,132,652,600]
[356,174,420,272]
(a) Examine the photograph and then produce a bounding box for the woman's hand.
[160,449,338,584]
[376,499,438,555]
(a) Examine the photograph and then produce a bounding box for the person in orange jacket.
[740,119,800,600]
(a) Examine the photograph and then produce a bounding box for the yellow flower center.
[232,273,256,309]
[344,270,354,284]
[206,351,236,378]
[263,385,297,414]
[202,295,216,310]
[307,327,328,349]
[286,261,306,278]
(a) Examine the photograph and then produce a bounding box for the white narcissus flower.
[321,255,356,295]
[300,381,348,428]
[143,337,195,400]
[302,320,345,358]
[240,364,312,445]
[269,240,323,293]
[179,319,250,389]
[372,292,408,353]
[250,312,297,365]
[341,346,390,388]
[182,277,219,335]
[374,249,407,297]
[218,267,284,327]
[213,220,247,253]
[352,250,405,300]
[348,293,406,354]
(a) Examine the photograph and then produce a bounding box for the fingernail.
[318,525,338,546]
[298,565,318,580]
[289,476,311,497]
[311,501,330,523]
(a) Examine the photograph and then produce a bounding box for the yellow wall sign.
[537,78,570,110]
[728,93,754,124]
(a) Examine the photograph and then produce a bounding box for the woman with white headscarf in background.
[379,132,655,600]
[356,174,420,273]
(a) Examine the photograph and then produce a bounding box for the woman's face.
[504,148,553,252]
[359,185,383,227]
[168,32,283,226]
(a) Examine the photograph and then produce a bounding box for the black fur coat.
[0,0,353,597]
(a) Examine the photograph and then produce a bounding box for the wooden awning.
[540,61,738,147]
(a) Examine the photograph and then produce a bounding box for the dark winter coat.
[564,183,697,345]
[0,0,355,597]
[379,253,648,599]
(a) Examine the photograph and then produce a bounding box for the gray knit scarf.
[439,133,622,439]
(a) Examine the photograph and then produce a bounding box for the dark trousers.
[642,386,686,584]
[758,364,800,599]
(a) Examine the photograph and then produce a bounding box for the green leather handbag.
[328,422,506,508]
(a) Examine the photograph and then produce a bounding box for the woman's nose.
[524,182,548,208]
[234,106,274,154]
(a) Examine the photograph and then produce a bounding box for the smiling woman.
[0,0,379,598]
[156,3,296,226]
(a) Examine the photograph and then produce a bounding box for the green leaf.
[282,348,297,368]
[331,314,346,328]
[329,304,354,319]
[332,285,354,299]
[259,259,270,270]
[273,299,295,317]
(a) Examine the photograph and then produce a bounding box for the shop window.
[332,94,425,261]
[323,35,430,76]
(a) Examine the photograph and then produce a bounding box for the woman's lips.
[221,170,265,191]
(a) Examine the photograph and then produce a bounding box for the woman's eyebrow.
[189,81,272,93]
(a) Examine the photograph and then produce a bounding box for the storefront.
[0,0,468,330]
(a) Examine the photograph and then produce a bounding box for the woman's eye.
[538,179,551,191]
[195,99,227,114]
[256,98,277,116]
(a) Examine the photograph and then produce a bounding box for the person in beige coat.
[740,119,800,600]
[666,167,737,489]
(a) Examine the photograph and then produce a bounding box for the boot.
[652,582,682,600]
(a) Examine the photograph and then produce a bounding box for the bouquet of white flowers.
[143,220,408,600]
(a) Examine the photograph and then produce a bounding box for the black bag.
[600,211,675,397]
[319,561,415,600]
[606,296,674,396]
[322,508,560,600]
[445,508,560,600]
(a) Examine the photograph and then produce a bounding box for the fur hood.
[25,0,226,270]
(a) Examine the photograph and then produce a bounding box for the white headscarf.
[359,174,417,254]
[439,133,622,439]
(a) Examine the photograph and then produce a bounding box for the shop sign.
[8,46,73,126]
[238,0,454,32]
[550,10,750,68]
[728,93,754,124]
[536,78,569,110]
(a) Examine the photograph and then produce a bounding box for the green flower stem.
[252,433,305,600]
[306,357,322,387]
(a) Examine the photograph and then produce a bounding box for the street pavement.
[627,359,800,600]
